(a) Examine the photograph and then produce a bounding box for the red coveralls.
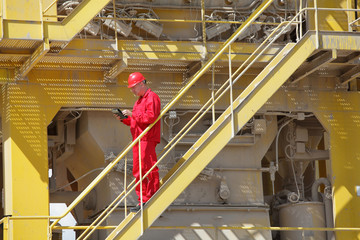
[122,88,161,203]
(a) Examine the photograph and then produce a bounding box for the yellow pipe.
[53,224,360,233]
[149,226,360,231]
[54,225,360,232]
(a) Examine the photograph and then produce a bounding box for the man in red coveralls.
[115,72,161,212]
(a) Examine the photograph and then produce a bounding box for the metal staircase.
[48,0,321,239]
[105,32,317,239]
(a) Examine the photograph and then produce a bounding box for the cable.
[275,118,294,170]
[53,167,104,193]
[290,157,301,199]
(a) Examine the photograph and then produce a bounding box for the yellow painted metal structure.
[0,0,359,239]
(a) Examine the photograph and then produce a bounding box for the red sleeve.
[132,93,160,125]
[121,117,131,126]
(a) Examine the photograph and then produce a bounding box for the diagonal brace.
[289,49,337,84]
[104,58,128,82]
[16,39,50,80]
[340,64,360,86]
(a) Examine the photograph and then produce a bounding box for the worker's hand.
[113,114,121,121]
[123,109,132,117]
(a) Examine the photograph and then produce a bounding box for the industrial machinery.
[0,0,359,239]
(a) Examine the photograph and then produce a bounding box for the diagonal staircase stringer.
[44,0,111,41]
[107,32,317,240]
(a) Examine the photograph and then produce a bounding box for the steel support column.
[314,95,360,240]
[2,78,60,239]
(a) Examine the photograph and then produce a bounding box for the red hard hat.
[128,72,145,88]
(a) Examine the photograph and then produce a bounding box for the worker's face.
[130,82,143,97]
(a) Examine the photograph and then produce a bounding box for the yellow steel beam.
[107,33,316,240]
[16,39,50,80]
[0,39,282,69]
[2,0,110,40]
[118,40,281,62]
[320,31,360,50]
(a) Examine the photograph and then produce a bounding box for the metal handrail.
[54,225,360,232]
[79,8,304,240]
[47,2,360,239]
[61,2,344,238]
[49,0,276,234]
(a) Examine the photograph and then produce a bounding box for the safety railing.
[76,4,305,240]
[45,0,276,238]
[24,1,360,239]
[53,224,360,233]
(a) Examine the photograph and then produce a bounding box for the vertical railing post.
[299,0,303,38]
[229,45,235,138]
[212,64,216,124]
[315,0,319,49]
[112,0,118,49]
[138,139,144,236]
[201,0,207,59]
[124,155,128,217]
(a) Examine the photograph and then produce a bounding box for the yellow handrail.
[50,0,276,233]
[50,2,360,239]
[80,8,302,240]
[54,225,360,232]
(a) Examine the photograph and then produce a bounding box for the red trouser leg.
[132,141,159,203]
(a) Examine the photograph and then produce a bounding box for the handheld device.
[112,108,128,119]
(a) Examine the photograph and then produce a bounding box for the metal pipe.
[311,178,331,202]
[300,0,303,38]
[312,178,333,240]
[229,45,235,138]
[52,225,360,232]
[139,139,144,236]
[111,1,262,11]
[43,15,285,25]
[43,7,360,24]
[148,226,360,232]
[314,0,319,49]
[112,0,118,50]
[275,118,294,171]
[211,65,216,124]
[201,0,207,57]
[323,192,335,240]
[213,167,270,172]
